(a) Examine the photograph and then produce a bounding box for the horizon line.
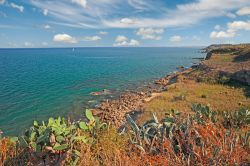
[0,45,208,49]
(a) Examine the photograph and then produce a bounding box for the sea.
[0,47,205,135]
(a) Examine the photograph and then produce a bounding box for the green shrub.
[217,75,230,84]
[222,109,250,128]
[126,104,250,165]
[191,103,217,124]
[5,109,107,165]
[1,104,250,165]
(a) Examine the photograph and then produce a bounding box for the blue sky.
[0,0,250,48]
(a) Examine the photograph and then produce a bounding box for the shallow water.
[0,47,204,135]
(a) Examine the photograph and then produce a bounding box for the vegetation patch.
[126,104,249,165]
[1,104,249,165]
[140,80,250,124]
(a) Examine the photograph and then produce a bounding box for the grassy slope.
[137,44,250,128]
[140,80,250,123]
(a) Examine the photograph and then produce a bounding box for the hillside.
[200,44,250,85]
[1,44,250,166]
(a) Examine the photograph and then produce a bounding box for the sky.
[0,0,250,48]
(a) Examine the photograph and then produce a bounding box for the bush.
[1,105,249,165]
[1,110,107,165]
[126,105,250,165]
[222,109,250,128]
[0,138,17,165]
[217,75,230,84]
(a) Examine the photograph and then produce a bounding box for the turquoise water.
[0,47,204,135]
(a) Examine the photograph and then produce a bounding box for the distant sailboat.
[72,48,75,52]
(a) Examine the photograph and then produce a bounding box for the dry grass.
[203,46,250,74]
[128,110,250,166]
[0,138,16,165]
[139,80,250,123]
[76,127,165,166]
[0,138,29,166]
[190,124,250,165]
[203,55,250,73]
[77,127,139,166]
[209,53,234,62]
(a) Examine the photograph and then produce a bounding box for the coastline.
[1,47,203,136]
[92,65,197,127]
[1,44,250,165]
[92,43,250,128]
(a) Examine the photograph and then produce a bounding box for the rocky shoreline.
[92,66,196,127]
[92,44,250,127]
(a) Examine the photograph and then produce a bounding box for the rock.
[205,52,213,60]
[232,70,250,85]
[139,92,145,95]
[90,89,111,96]
[93,67,194,127]
[177,66,185,71]
[95,91,148,127]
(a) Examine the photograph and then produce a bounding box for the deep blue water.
[0,47,204,135]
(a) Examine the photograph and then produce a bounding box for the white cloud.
[113,40,140,47]
[210,20,250,39]
[228,20,250,31]
[72,0,87,8]
[99,31,108,35]
[210,30,236,39]
[82,36,101,41]
[236,7,250,16]
[225,12,236,18]
[30,0,110,28]
[10,3,24,12]
[169,36,182,42]
[30,0,250,29]
[0,0,5,5]
[128,0,155,11]
[129,39,140,46]
[115,35,128,42]
[50,21,98,29]
[44,25,51,29]
[214,25,221,30]
[53,34,101,43]
[136,28,164,40]
[120,18,135,24]
[43,9,48,16]
[113,35,139,47]
[104,0,250,28]
[24,42,34,47]
[53,34,78,43]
